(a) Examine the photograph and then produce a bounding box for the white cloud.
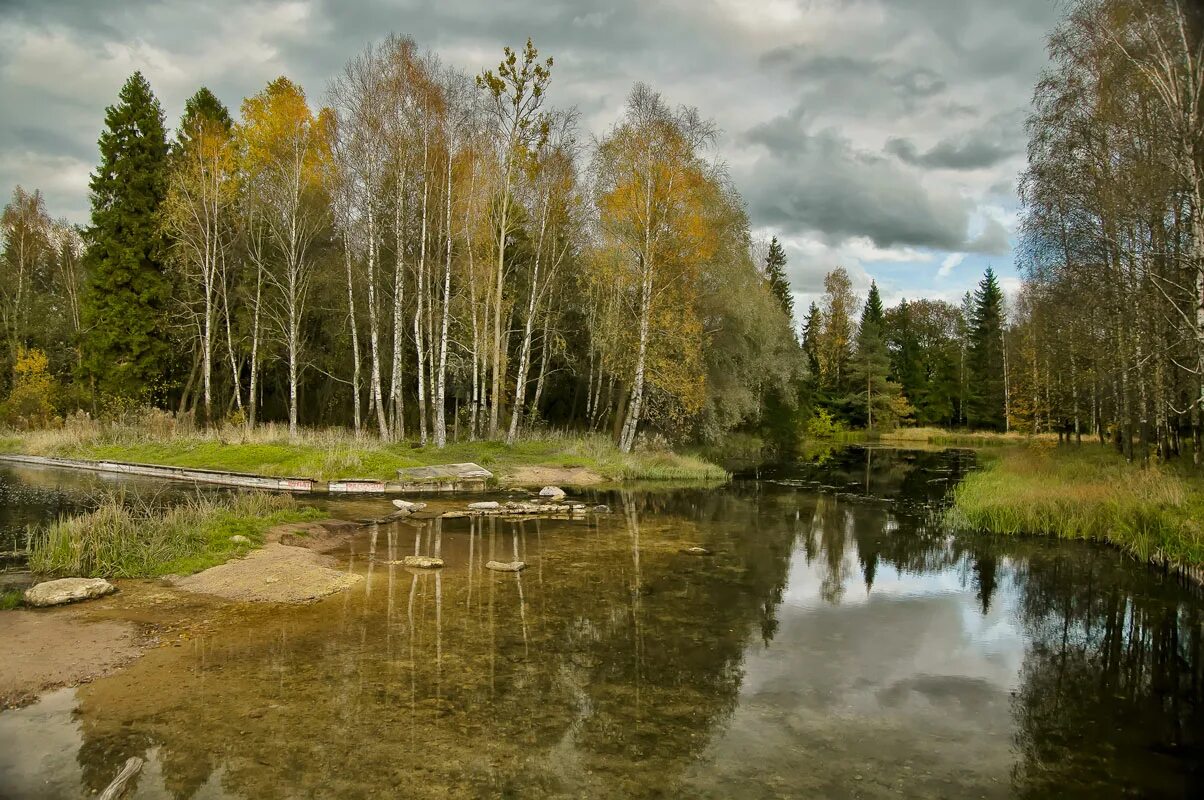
[939,253,965,278]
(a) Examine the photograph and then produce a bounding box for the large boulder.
[24,577,116,608]
[392,499,427,511]
[538,486,566,500]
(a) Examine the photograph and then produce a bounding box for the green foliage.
[0,589,22,610]
[81,72,173,401]
[28,489,321,578]
[2,347,57,429]
[967,267,1006,430]
[805,408,845,439]
[886,299,961,426]
[763,237,794,323]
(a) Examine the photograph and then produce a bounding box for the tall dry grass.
[945,444,1204,566]
[27,489,316,578]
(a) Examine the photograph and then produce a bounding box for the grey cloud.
[759,49,949,115]
[743,112,976,252]
[884,109,1026,171]
[0,0,1059,298]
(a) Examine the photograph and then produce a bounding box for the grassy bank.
[945,444,1204,568]
[28,490,321,578]
[877,426,1060,447]
[0,419,726,484]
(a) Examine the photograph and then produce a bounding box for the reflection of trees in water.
[71,487,802,797]
[64,448,1204,797]
[1003,542,1204,798]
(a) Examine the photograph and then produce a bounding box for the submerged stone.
[680,546,712,556]
[24,577,116,608]
[486,560,527,572]
[402,555,444,569]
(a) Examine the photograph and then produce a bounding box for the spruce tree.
[176,87,233,155]
[764,237,794,323]
[801,301,822,377]
[81,72,172,402]
[849,283,906,429]
[967,267,1007,429]
[862,280,884,331]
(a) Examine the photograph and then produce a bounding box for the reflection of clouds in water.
[0,688,86,798]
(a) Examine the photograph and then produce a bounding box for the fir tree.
[175,87,233,155]
[861,280,884,332]
[764,237,794,323]
[81,72,172,401]
[849,284,907,429]
[801,301,822,378]
[967,267,1007,430]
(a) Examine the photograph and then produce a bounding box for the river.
[0,446,1201,798]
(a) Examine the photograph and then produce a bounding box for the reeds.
[945,445,1204,567]
[27,489,316,578]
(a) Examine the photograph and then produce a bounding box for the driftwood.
[99,757,143,800]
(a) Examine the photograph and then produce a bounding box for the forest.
[2,0,1202,464]
[0,38,799,455]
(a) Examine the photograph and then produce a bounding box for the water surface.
[0,447,1201,798]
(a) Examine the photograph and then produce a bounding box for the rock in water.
[538,486,566,500]
[486,560,527,572]
[402,555,444,569]
[392,499,426,511]
[229,535,251,545]
[468,501,500,510]
[24,577,116,608]
[592,504,611,514]
[680,546,712,556]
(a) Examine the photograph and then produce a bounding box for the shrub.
[805,409,845,439]
[2,347,57,429]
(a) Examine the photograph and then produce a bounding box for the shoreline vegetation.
[27,490,321,579]
[945,443,1204,575]
[0,416,728,485]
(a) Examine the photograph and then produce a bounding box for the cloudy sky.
[0,0,1061,311]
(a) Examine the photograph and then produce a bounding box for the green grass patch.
[0,588,22,610]
[4,423,726,483]
[945,443,1204,567]
[27,490,321,579]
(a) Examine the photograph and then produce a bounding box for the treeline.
[0,36,799,452]
[1015,0,1204,459]
[800,266,1009,433]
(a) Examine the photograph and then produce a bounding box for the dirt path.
[171,542,362,603]
[502,466,604,487]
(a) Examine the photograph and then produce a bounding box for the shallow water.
[1,447,1202,798]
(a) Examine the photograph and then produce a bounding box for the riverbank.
[28,491,322,578]
[945,443,1204,574]
[0,424,726,485]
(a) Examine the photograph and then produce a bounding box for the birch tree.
[237,77,331,437]
[592,84,718,453]
[477,39,552,438]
